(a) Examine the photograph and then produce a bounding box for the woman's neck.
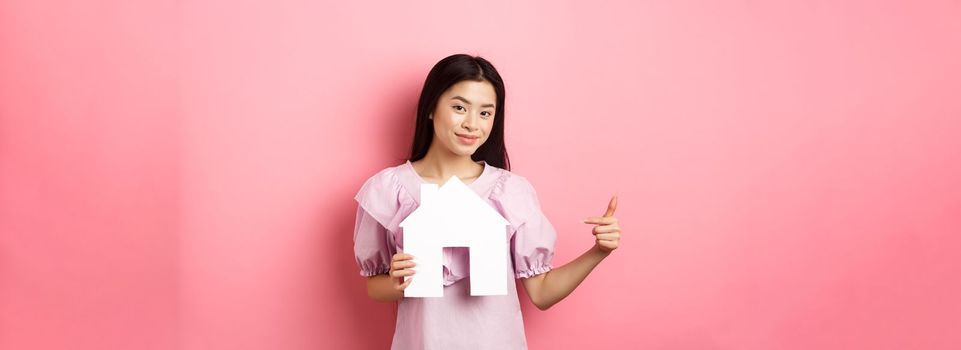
[412,146,483,183]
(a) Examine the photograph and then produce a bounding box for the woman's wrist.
[591,244,613,258]
[367,274,405,302]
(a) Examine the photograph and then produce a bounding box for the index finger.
[583,216,617,225]
[393,253,415,261]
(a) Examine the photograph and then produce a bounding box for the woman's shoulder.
[354,161,418,233]
[488,166,539,199]
[361,162,405,184]
[486,166,550,228]
[354,161,409,202]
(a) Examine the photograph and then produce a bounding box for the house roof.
[400,175,509,228]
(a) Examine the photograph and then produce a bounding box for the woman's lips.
[455,133,478,145]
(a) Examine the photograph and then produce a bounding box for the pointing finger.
[583,216,618,225]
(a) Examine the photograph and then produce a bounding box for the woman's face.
[430,80,497,157]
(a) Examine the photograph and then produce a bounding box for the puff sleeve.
[352,168,403,277]
[353,206,395,276]
[495,174,558,279]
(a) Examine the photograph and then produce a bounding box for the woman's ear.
[428,114,433,120]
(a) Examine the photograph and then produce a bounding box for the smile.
[455,133,479,145]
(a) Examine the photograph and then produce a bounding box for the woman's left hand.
[583,195,620,253]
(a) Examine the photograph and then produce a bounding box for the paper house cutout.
[399,176,510,297]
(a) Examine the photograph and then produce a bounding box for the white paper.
[399,176,510,297]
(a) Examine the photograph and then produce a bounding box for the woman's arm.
[521,245,611,310]
[521,196,621,310]
[366,253,416,302]
[366,274,404,302]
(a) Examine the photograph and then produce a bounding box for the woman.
[353,53,621,349]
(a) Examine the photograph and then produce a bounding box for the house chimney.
[420,184,439,206]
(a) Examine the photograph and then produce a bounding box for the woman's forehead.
[443,80,496,104]
[446,80,497,97]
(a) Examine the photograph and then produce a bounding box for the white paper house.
[399,175,510,297]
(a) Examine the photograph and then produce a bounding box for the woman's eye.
[453,105,466,112]
[481,111,492,118]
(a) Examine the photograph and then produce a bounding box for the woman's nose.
[462,114,479,130]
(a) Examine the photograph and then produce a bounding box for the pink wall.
[2,1,960,349]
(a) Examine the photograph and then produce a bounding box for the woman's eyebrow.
[451,96,495,108]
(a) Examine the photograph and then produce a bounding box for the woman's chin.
[450,148,476,157]
[441,140,482,157]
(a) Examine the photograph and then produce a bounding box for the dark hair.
[408,54,510,171]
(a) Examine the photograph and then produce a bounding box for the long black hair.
[408,54,510,171]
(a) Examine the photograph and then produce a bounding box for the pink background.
[2,1,960,349]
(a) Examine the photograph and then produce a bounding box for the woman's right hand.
[389,252,416,291]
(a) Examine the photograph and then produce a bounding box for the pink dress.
[353,160,557,350]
